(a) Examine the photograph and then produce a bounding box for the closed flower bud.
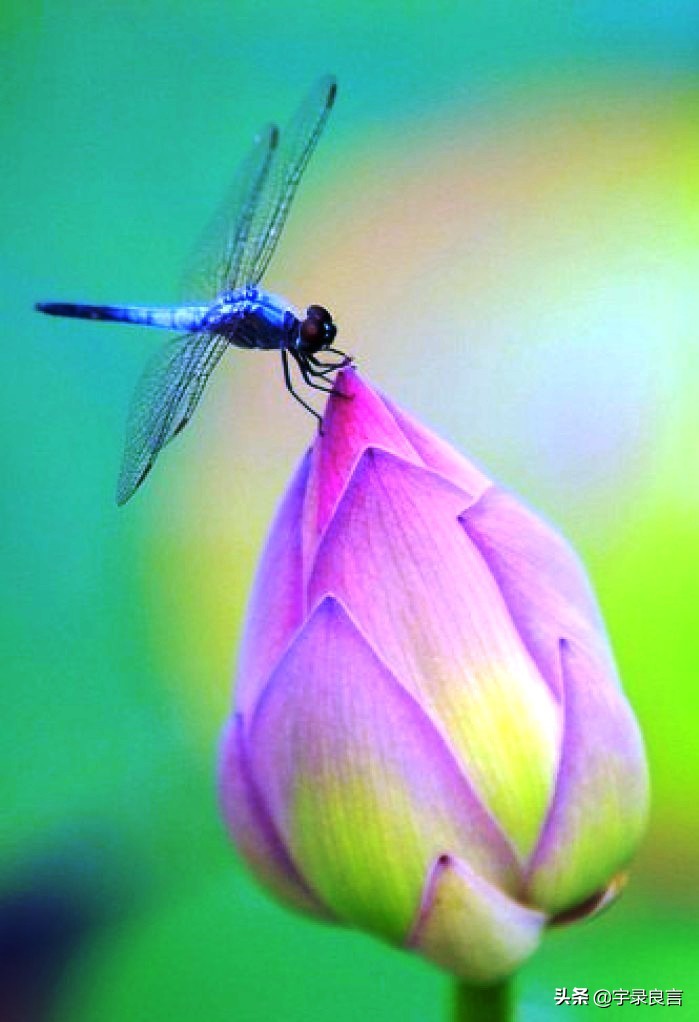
[219,369,648,984]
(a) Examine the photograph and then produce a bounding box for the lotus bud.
[219,369,648,984]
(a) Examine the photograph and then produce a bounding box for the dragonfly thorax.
[204,289,337,356]
[206,287,300,350]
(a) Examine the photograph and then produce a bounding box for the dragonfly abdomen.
[35,302,209,332]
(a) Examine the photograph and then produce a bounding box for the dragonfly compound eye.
[299,306,336,352]
[299,317,323,352]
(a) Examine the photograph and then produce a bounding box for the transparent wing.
[181,123,279,301]
[116,332,228,505]
[236,75,337,287]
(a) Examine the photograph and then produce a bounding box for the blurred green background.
[2,2,698,1018]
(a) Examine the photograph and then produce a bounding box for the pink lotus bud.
[219,369,648,984]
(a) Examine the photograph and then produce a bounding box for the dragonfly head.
[298,304,337,354]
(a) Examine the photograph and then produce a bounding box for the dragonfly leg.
[303,362,336,378]
[281,350,323,428]
[308,349,353,371]
[303,359,349,379]
[295,355,339,395]
[297,355,354,409]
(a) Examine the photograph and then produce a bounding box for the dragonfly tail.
[36,302,207,331]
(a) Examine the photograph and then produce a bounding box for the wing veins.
[116,333,226,504]
[237,76,337,287]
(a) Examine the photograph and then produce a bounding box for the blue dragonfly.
[36,76,349,505]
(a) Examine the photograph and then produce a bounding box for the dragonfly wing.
[181,123,279,301]
[234,75,337,288]
[167,334,229,440]
[116,332,228,505]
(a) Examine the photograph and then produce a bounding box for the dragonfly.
[36,75,349,506]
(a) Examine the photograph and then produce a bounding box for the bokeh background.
[3,2,698,1019]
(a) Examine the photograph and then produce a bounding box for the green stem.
[452,978,515,1022]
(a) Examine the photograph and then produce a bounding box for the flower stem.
[452,978,514,1022]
